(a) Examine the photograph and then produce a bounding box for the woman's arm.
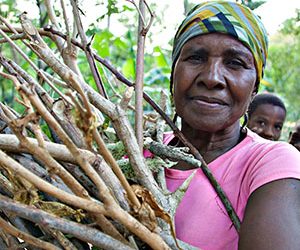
[239,178,300,250]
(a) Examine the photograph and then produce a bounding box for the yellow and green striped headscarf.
[172,1,268,84]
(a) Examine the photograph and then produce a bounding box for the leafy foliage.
[264,9,300,124]
[240,0,266,10]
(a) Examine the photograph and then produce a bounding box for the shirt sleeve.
[248,142,300,195]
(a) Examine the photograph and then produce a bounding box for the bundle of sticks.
[0,4,198,249]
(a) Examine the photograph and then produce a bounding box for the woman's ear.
[251,82,258,101]
[245,90,256,113]
[251,91,256,102]
[252,79,260,96]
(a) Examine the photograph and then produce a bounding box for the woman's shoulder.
[235,129,300,197]
[161,129,300,161]
[214,128,300,169]
[246,129,299,156]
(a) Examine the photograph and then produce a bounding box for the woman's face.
[248,104,286,141]
[173,33,257,132]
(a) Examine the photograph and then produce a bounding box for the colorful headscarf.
[172,1,268,84]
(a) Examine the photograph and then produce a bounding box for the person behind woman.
[247,93,286,141]
[164,1,300,249]
[288,121,300,151]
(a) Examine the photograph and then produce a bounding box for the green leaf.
[122,58,135,79]
[92,30,114,58]
[113,37,128,50]
[153,46,169,67]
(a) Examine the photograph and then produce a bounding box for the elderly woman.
[164,1,300,249]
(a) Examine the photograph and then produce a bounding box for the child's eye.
[257,120,265,127]
[275,125,283,131]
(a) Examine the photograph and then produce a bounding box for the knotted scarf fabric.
[172,1,268,84]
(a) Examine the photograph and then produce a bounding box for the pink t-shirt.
[164,129,300,250]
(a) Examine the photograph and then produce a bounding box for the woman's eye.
[186,55,206,62]
[225,57,247,69]
[226,58,246,69]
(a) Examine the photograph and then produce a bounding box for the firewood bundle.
[0,3,198,250]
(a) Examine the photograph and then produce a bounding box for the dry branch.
[0,134,95,164]
[0,6,204,250]
[0,195,134,250]
[0,217,60,250]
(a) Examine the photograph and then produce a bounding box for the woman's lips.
[190,96,228,107]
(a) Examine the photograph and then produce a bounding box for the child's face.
[248,103,286,141]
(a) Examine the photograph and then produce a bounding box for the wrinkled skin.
[172,33,300,250]
[173,33,257,164]
[248,103,286,141]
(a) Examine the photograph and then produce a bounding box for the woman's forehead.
[181,33,254,58]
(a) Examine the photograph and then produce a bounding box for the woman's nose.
[199,59,226,89]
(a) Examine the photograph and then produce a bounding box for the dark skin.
[248,103,286,141]
[173,33,257,164]
[289,124,300,151]
[172,33,300,249]
[239,179,300,250]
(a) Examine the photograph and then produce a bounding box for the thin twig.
[0,217,60,250]
[0,149,107,215]
[60,0,73,50]
[42,228,78,250]
[120,86,134,111]
[0,19,72,105]
[92,127,141,208]
[134,0,147,152]
[44,0,60,29]
[126,0,146,27]
[70,0,107,98]
[0,32,26,43]
[0,75,89,198]
[0,196,133,250]
[41,70,68,88]
[0,134,93,167]
[142,0,156,34]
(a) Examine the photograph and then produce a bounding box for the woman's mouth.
[190,96,227,107]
